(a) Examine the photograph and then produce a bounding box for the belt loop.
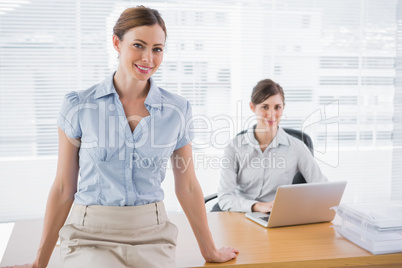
[80,205,88,226]
[155,202,160,224]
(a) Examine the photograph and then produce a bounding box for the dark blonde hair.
[113,6,167,41]
[251,79,285,105]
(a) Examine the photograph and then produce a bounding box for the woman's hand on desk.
[252,201,274,213]
[204,246,239,263]
[4,260,47,268]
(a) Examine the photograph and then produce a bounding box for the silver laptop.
[245,181,347,228]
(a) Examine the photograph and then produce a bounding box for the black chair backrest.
[283,128,314,156]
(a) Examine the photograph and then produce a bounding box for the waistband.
[67,201,168,229]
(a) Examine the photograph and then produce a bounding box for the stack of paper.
[331,202,402,255]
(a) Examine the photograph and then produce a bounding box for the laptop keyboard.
[259,212,271,222]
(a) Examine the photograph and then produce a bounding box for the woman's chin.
[264,122,277,129]
[257,124,276,132]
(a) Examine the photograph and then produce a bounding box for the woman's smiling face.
[113,24,166,82]
[250,93,285,130]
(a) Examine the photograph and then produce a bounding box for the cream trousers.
[59,201,178,268]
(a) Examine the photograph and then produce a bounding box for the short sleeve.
[57,91,82,139]
[174,100,194,150]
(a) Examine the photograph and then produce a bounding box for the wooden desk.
[1,212,402,267]
[171,212,402,267]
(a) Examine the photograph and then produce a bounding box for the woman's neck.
[254,125,278,149]
[113,67,149,100]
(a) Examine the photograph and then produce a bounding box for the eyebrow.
[134,39,165,47]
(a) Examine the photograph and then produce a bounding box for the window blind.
[0,0,401,222]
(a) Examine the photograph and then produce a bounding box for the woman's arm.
[172,143,238,263]
[218,145,259,212]
[31,128,80,267]
[297,143,328,183]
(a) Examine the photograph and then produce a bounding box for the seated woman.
[218,79,328,213]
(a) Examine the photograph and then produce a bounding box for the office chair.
[204,127,314,212]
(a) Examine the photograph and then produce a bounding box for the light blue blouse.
[57,73,194,206]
